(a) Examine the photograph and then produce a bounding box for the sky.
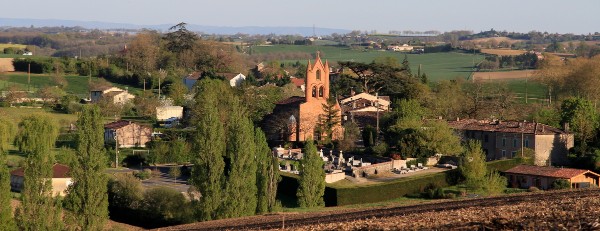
[3,0,599,34]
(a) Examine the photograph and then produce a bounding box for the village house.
[262,53,343,142]
[388,44,413,52]
[10,164,72,197]
[504,165,600,189]
[183,71,203,90]
[339,92,390,129]
[448,119,574,166]
[290,77,306,92]
[104,120,152,148]
[90,86,135,104]
[156,106,184,127]
[215,72,246,87]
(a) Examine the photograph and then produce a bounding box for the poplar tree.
[460,140,487,190]
[254,128,280,214]
[297,138,325,208]
[220,100,257,218]
[190,102,225,221]
[15,116,63,231]
[0,118,16,230]
[65,105,108,230]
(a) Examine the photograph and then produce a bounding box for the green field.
[0,43,27,50]
[0,72,142,96]
[252,45,485,81]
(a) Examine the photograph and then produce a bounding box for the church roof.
[275,96,305,105]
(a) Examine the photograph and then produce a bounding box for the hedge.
[278,158,524,207]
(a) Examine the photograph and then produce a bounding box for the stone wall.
[352,162,393,178]
[325,171,346,183]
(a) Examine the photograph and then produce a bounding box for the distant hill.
[0,18,351,36]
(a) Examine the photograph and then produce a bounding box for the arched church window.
[319,86,324,97]
[312,86,317,97]
[316,70,321,80]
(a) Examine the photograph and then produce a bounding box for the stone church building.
[262,53,343,142]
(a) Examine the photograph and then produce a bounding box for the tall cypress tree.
[190,102,225,221]
[297,138,325,208]
[220,100,257,218]
[255,128,280,214]
[65,105,108,230]
[15,116,63,230]
[0,118,16,230]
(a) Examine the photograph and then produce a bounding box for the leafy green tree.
[460,140,487,191]
[560,97,599,152]
[107,174,143,210]
[297,139,325,208]
[255,128,280,214]
[165,80,188,106]
[170,138,188,164]
[190,100,225,221]
[551,179,571,190]
[65,105,109,231]
[220,100,257,218]
[15,116,63,231]
[140,187,194,225]
[0,118,16,230]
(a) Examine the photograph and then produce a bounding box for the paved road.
[105,166,191,193]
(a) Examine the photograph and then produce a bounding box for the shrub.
[551,179,571,190]
[133,169,152,180]
[140,187,195,226]
[108,174,143,209]
[483,171,507,195]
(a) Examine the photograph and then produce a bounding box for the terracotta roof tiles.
[10,164,70,178]
[448,119,567,135]
[505,165,591,179]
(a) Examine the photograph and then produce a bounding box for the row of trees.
[0,105,108,230]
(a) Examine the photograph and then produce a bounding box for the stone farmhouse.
[505,165,600,189]
[10,164,72,197]
[448,119,574,166]
[262,53,343,142]
[340,92,391,128]
[104,120,152,148]
[90,86,135,104]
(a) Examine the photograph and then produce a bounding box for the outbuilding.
[504,165,600,189]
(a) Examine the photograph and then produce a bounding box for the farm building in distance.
[504,165,600,189]
[90,86,135,104]
[448,119,573,166]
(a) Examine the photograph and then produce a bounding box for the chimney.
[563,123,569,133]
[350,88,355,96]
[438,116,442,120]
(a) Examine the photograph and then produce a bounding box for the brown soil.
[0,58,14,72]
[472,70,536,81]
[157,189,600,231]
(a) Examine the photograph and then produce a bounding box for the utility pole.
[114,132,119,169]
[27,63,30,92]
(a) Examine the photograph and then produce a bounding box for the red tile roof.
[275,96,305,105]
[104,120,133,129]
[505,165,592,179]
[448,119,567,135]
[290,78,305,88]
[10,164,71,178]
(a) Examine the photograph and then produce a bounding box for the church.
[262,53,343,142]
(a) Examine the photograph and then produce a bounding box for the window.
[511,151,517,158]
[524,138,529,148]
[319,86,324,97]
[502,137,506,147]
[312,86,317,97]
[513,139,518,148]
[316,69,321,80]
[502,150,506,158]
[484,134,489,143]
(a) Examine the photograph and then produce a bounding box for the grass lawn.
[252,45,484,81]
[0,107,78,125]
[0,72,142,96]
[0,43,27,50]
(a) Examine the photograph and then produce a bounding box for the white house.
[216,73,246,87]
[340,92,391,112]
[388,44,413,52]
[90,86,135,104]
